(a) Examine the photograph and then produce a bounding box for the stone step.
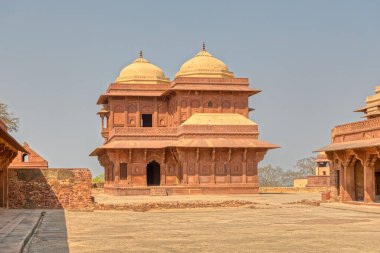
[150,188,168,196]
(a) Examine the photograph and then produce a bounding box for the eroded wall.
[8,168,92,209]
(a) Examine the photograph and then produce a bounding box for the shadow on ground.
[25,210,68,253]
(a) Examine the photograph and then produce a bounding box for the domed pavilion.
[91,45,279,195]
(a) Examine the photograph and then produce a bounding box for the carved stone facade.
[319,86,380,203]
[91,47,278,195]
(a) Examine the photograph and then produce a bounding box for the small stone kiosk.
[318,86,380,203]
[91,45,279,195]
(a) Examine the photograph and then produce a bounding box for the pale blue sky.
[1,1,380,176]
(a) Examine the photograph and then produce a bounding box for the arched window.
[22,153,29,162]
[207,101,213,108]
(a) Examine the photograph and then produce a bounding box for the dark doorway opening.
[147,161,160,186]
[141,114,153,127]
[375,172,380,196]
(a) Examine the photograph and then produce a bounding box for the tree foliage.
[294,156,316,177]
[259,156,316,187]
[0,102,19,132]
[92,173,105,183]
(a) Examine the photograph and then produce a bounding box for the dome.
[175,45,234,78]
[116,52,170,84]
[316,152,329,162]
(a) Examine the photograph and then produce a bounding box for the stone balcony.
[106,125,259,141]
[108,127,178,140]
[177,124,259,137]
[333,117,380,143]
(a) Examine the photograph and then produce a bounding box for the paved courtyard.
[22,193,380,253]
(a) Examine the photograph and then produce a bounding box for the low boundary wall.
[8,168,93,210]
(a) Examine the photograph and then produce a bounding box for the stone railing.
[108,125,259,139]
[178,125,258,135]
[109,127,178,138]
[333,117,380,136]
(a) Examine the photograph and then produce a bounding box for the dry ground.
[26,193,380,253]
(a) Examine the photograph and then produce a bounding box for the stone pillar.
[109,111,114,129]
[177,96,181,125]
[343,165,355,202]
[195,163,200,184]
[339,166,346,200]
[187,96,191,119]
[211,163,216,184]
[232,95,235,113]
[153,97,158,127]
[226,163,231,184]
[218,91,222,113]
[161,163,166,186]
[137,97,141,127]
[200,92,204,113]
[242,162,247,184]
[195,148,200,184]
[114,153,120,185]
[242,148,247,184]
[364,165,376,203]
[183,162,188,185]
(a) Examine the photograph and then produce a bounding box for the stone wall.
[306,176,330,187]
[259,187,328,193]
[8,168,93,210]
[293,178,308,188]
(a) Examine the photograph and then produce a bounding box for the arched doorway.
[354,160,364,201]
[147,161,160,186]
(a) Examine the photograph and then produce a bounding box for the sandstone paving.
[92,190,322,205]
[0,209,43,253]
[25,193,380,253]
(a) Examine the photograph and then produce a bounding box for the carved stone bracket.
[365,154,378,167]
[255,151,267,163]
[351,149,365,166]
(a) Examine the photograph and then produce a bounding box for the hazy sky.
[1,1,380,176]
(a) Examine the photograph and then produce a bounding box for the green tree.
[92,173,105,183]
[0,102,19,132]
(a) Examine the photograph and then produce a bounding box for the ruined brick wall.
[8,168,93,210]
[306,176,330,187]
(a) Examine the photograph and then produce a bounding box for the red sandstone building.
[319,86,380,203]
[0,119,26,207]
[9,142,48,170]
[91,46,278,195]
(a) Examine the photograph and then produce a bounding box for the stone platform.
[104,185,259,196]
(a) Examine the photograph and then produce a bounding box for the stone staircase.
[150,188,168,196]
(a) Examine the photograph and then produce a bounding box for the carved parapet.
[333,117,380,143]
[109,127,177,140]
